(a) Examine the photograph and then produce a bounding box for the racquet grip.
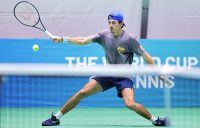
[45,30,54,38]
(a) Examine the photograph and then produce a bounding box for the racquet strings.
[14,2,39,27]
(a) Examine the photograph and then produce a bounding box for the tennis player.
[42,11,170,126]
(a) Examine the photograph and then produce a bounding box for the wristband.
[62,37,69,43]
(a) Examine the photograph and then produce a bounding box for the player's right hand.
[51,36,63,43]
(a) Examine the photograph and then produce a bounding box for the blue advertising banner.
[0,39,199,67]
[0,39,200,108]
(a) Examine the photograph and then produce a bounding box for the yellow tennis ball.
[32,44,39,51]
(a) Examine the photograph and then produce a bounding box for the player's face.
[108,19,122,35]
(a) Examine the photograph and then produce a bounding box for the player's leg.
[59,77,116,115]
[115,78,154,121]
[60,79,103,114]
[42,79,103,126]
[121,88,170,126]
[121,88,153,120]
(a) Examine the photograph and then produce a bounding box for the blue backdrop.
[0,39,200,108]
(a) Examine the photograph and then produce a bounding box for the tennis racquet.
[13,1,54,38]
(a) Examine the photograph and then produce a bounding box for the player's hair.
[118,21,125,28]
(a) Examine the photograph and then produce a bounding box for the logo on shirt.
[117,46,125,54]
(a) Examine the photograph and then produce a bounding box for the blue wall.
[0,39,200,108]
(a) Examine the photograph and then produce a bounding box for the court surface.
[1,108,199,128]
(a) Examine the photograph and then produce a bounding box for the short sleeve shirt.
[90,29,144,64]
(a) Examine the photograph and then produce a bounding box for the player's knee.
[77,89,89,98]
[125,100,137,110]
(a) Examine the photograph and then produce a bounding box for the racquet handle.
[45,30,54,39]
[45,30,68,44]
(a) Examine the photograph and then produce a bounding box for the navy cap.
[108,11,124,22]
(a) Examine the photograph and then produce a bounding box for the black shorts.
[91,76,133,98]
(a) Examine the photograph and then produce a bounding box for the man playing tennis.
[42,11,170,127]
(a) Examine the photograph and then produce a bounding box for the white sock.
[54,111,63,119]
[149,116,157,123]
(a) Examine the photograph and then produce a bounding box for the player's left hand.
[159,75,173,86]
[163,78,172,86]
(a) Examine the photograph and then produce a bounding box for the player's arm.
[140,46,172,85]
[141,50,169,81]
[141,50,167,81]
[51,36,93,45]
[141,51,155,65]
[67,37,93,45]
